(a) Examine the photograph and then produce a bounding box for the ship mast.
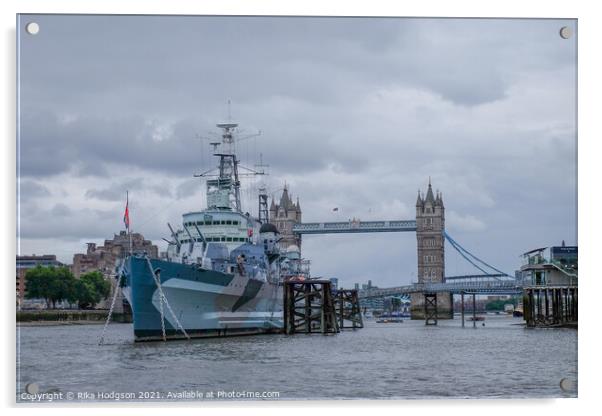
[215,121,242,212]
[255,153,270,224]
[195,102,263,213]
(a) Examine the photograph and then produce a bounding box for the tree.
[24,266,77,309]
[25,267,111,310]
[24,266,55,308]
[485,299,507,311]
[49,267,77,308]
[75,271,111,309]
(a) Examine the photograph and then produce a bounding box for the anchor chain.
[145,257,190,340]
[158,284,166,341]
[98,272,123,346]
[267,279,281,328]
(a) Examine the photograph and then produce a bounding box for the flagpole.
[127,191,132,256]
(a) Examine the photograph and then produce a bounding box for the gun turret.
[167,223,182,252]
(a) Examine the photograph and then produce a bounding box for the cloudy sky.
[17,15,576,288]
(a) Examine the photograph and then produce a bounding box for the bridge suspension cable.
[446,236,491,276]
[443,231,512,279]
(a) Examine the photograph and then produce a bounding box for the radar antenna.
[255,153,270,224]
[193,102,264,213]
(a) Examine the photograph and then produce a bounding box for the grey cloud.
[19,16,575,119]
[77,161,110,177]
[175,179,202,200]
[50,203,71,217]
[85,178,173,202]
[18,16,576,182]
[20,202,126,241]
[20,113,198,177]
[19,110,361,179]
[85,187,125,202]
[18,180,50,200]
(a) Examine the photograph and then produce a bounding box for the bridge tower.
[411,179,453,319]
[270,185,303,251]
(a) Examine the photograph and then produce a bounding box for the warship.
[117,119,310,341]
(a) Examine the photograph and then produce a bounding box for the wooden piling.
[564,288,569,321]
[544,288,548,323]
[424,293,438,326]
[304,283,311,333]
[472,293,476,328]
[283,280,340,335]
[335,289,363,330]
[461,292,465,328]
[572,288,575,319]
[523,286,577,328]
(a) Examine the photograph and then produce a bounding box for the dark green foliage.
[485,295,520,311]
[24,266,111,309]
[485,299,509,311]
[75,271,111,309]
[23,265,53,306]
[25,266,76,308]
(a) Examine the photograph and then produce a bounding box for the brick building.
[71,231,158,311]
[72,231,158,278]
[16,255,65,303]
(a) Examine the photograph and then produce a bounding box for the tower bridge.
[271,179,514,320]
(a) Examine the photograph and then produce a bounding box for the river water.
[16,315,577,402]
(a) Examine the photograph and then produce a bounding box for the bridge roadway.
[292,220,417,234]
[358,279,524,298]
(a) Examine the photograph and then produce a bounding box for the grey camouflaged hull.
[121,256,283,341]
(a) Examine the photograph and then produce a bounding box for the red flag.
[123,192,130,230]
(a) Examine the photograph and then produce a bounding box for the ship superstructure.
[118,117,308,341]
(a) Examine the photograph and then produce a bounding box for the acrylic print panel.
[16,15,577,402]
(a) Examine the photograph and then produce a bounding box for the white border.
[3,0,600,414]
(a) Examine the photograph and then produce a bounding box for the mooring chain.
[266,271,279,327]
[158,286,167,341]
[98,273,123,346]
[145,257,191,340]
[157,286,190,340]
[267,283,282,329]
